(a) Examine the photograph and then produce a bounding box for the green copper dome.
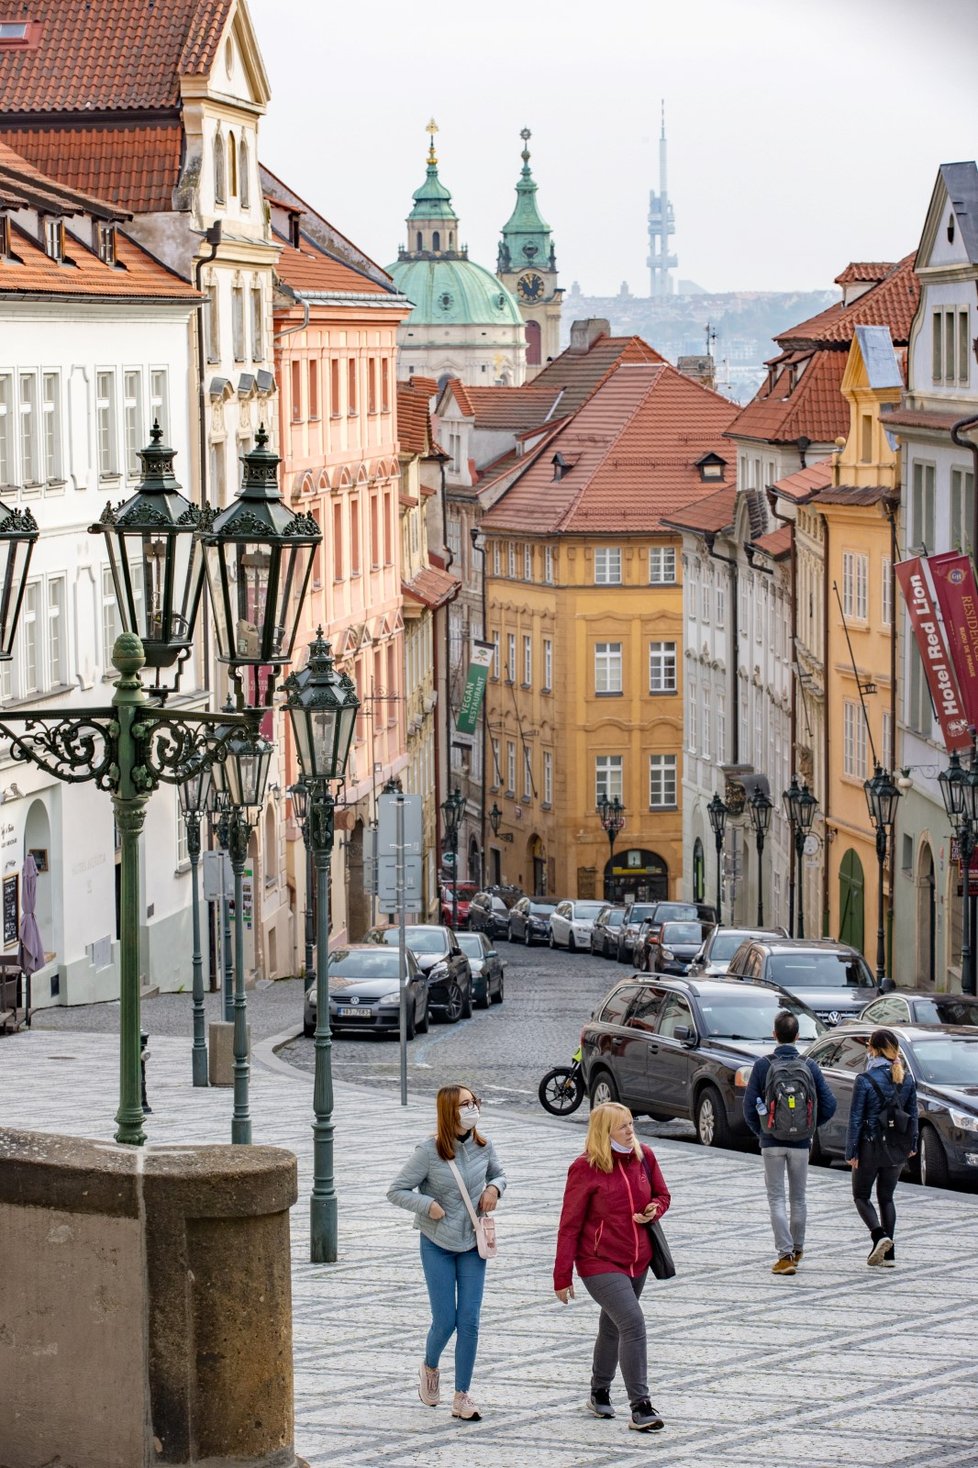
[386,255,524,327]
[498,128,556,274]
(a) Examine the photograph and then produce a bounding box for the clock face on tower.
[517,271,545,303]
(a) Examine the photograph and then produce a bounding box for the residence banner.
[928,551,978,727]
[455,640,494,737]
[895,557,972,752]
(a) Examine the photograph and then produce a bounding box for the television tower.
[647,102,677,297]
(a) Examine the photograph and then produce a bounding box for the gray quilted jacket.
[387,1132,507,1252]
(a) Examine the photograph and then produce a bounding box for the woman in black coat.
[845,1028,918,1267]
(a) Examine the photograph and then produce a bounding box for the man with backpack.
[743,1010,837,1275]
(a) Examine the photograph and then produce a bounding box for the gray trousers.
[582,1269,649,1403]
[762,1145,809,1257]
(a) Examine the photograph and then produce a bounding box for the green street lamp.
[289,779,315,989]
[747,787,773,927]
[284,631,360,1263]
[441,786,464,927]
[940,748,978,996]
[706,792,728,920]
[178,759,213,1087]
[489,802,502,836]
[864,764,901,984]
[206,777,234,1021]
[597,795,626,901]
[783,776,818,939]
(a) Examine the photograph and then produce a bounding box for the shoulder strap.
[639,1147,654,1189]
[865,1070,890,1102]
[446,1157,481,1228]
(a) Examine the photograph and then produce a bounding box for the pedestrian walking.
[743,1009,837,1275]
[846,1028,918,1266]
[387,1083,506,1421]
[553,1102,671,1432]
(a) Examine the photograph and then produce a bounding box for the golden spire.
[425,117,439,167]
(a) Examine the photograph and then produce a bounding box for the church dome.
[386,254,524,328]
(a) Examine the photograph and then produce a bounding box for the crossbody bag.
[640,1152,676,1280]
[446,1158,498,1260]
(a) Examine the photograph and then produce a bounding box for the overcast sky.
[250,0,976,297]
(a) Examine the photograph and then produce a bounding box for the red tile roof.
[440,378,475,416]
[409,375,438,397]
[660,485,736,536]
[530,334,665,417]
[402,565,460,609]
[834,262,896,286]
[771,459,834,503]
[0,220,200,300]
[481,363,739,536]
[813,484,898,507]
[753,525,792,559]
[462,386,562,431]
[881,405,965,433]
[0,0,233,112]
[274,239,394,297]
[396,380,435,457]
[728,351,849,447]
[0,124,182,214]
[0,136,130,217]
[778,255,918,348]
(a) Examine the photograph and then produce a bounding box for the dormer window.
[43,217,65,262]
[0,215,10,259]
[288,211,300,249]
[696,452,727,483]
[96,222,116,266]
[552,452,569,481]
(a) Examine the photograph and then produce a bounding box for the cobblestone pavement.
[2,1020,977,1467]
[31,973,308,1041]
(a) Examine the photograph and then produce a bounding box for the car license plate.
[338,1006,369,1018]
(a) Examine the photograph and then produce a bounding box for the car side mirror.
[674,1025,696,1045]
[487,950,497,958]
[879,976,895,994]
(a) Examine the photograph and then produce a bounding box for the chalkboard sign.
[3,873,18,947]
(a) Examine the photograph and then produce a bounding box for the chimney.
[569,318,610,353]
[677,355,716,391]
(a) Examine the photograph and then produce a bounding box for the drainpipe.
[703,532,738,766]
[767,487,798,934]
[822,514,831,938]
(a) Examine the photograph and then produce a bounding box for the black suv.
[618,900,717,964]
[724,938,879,1025]
[580,975,825,1148]
[468,891,511,941]
[364,924,473,1023]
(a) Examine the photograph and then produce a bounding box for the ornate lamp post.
[178,759,213,1087]
[489,802,502,836]
[284,631,360,1263]
[939,749,978,996]
[206,778,234,1020]
[598,795,626,901]
[748,788,773,927]
[441,786,464,927]
[783,776,819,939]
[706,792,728,921]
[289,778,315,988]
[864,764,901,985]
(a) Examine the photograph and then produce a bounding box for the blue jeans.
[419,1235,487,1392]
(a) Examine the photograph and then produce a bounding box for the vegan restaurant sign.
[895,556,971,752]
[455,640,494,738]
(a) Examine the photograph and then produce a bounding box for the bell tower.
[497,128,563,378]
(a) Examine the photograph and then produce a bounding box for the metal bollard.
[140,1029,152,1114]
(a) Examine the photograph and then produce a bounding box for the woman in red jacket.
[554,1102,671,1432]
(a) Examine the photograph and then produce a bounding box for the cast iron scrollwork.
[0,715,118,789]
[136,713,241,790]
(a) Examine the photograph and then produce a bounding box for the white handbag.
[446,1158,498,1260]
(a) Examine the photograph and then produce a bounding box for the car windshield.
[529,902,557,914]
[912,997,978,1026]
[403,927,449,954]
[329,950,401,978]
[700,994,822,1042]
[573,903,605,919]
[768,952,874,989]
[628,905,656,923]
[447,884,476,899]
[661,921,708,944]
[910,1036,978,1085]
[457,935,485,958]
[710,931,757,962]
[605,910,624,927]
[656,903,699,921]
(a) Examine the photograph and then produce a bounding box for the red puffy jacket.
[553,1144,671,1291]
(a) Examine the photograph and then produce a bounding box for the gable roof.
[728,350,849,447]
[922,161,978,268]
[776,255,918,349]
[771,460,833,503]
[834,262,895,286]
[274,238,395,297]
[462,386,563,431]
[396,379,436,457]
[660,484,736,536]
[528,334,665,417]
[481,362,738,536]
[753,525,792,560]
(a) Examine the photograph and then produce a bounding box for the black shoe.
[629,1399,664,1432]
[867,1234,892,1266]
[587,1388,615,1419]
[880,1242,896,1267]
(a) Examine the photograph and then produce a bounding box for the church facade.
[496,129,563,376]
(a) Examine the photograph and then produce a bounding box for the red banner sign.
[895,557,972,751]
[928,551,978,727]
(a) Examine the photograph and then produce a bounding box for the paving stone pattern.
[2,1027,977,1467]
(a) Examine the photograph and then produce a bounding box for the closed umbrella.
[19,853,44,1025]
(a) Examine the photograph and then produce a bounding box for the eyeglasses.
[459,1094,481,1108]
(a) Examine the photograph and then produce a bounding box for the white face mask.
[610,1138,633,1154]
[458,1105,480,1131]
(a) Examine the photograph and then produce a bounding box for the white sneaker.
[452,1390,482,1421]
[419,1362,440,1407]
[867,1235,892,1266]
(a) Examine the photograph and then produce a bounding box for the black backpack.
[761,1054,818,1142]
[865,1070,914,1163]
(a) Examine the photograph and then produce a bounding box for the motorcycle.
[538,1047,585,1116]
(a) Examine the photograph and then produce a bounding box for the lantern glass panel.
[178,762,212,817]
[0,530,36,659]
[334,703,358,778]
[226,736,273,810]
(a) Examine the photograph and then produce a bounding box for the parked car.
[364,924,473,1022]
[804,1023,978,1187]
[468,890,512,941]
[618,900,717,963]
[591,905,626,958]
[580,975,825,1148]
[438,881,477,928]
[303,945,428,1039]
[549,899,607,952]
[687,925,789,978]
[639,919,715,975]
[725,938,879,1025]
[456,931,506,1008]
[856,991,978,1027]
[508,896,559,946]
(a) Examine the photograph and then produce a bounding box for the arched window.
[228,130,238,197]
[238,134,250,208]
[432,230,440,252]
[214,126,226,204]
[264,803,277,882]
[525,319,542,365]
[416,231,422,251]
[449,231,454,249]
[692,837,705,902]
[838,848,865,954]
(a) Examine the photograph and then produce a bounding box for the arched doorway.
[838,848,865,954]
[603,849,668,905]
[692,838,705,902]
[23,799,54,982]
[527,834,545,895]
[525,320,542,366]
[346,819,368,940]
[468,835,481,887]
[917,843,935,987]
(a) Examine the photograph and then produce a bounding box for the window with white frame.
[908,638,931,736]
[506,633,515,680]
[543,748,553,805]
[649,640,677,693]
[881,558,892,626]
[20,581,39,696]
[0,373,11,485]
[951,467,975,555]
[882,708,892,768]
[232,286,245,361]
[595,754,623,805]
[491,736,501,787]
[102,564,122,666]
[42,372,61,480]
[701,573,712,622]
[149,369,169,441]
[508,542,516,577]
[595,641,623,694]
[19,372,38,484]
[96,370,118,476]
[506,740,516,792]
[687,679,698,752]
[649,754,677,808]
[48,575,66,686]
[594,546,622,584]
[492,541,500,575]
[842,551,868,620]
[716,574,726,628]
[543,637,552,690]
[544,545,554,583]
[911,461,935,551]
[649,545,676,584]
[717,697,727,765]
[523,544,532,580]
[522,746,532,799]
[843,700,867,779]
[176,791,189,865]
[250,285,263,361]
[205,284,220,363]
[523,634,532,685]
[124,369,143,478]
[491,631,500,677]
[702,687,712,764]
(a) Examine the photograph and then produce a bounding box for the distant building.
[496,129,562,376]
[387,124,526,388]
[647,105,677,298]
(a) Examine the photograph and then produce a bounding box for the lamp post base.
[310,1194,338,1263]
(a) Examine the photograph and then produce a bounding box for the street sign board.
[203,849,232,901]
[378,793,422,856]
[377,855,424,908]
